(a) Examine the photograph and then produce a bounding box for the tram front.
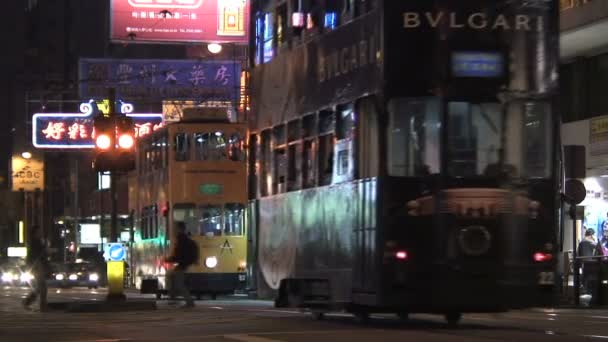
[380,0,560,314]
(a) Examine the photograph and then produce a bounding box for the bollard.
[107,261,126,301]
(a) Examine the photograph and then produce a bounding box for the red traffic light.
[96,134,112,150]
[118,134,134,149]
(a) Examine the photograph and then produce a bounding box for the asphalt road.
[1,286,608,342]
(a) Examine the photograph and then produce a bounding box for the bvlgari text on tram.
[403,12,544,32]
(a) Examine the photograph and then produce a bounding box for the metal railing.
[560,0,593,11]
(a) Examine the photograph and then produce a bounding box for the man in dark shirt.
[23,225,48,311]
[579,228,601,300]
[165,222,195,308]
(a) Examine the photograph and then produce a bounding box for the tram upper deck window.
[194,132,227,161]
[337,104,355,140]
[388,98,440,177]
[174,133,190,161]
[224,203,245,236]
[172,203,198,237]
[228,132,245,161]
[522,102,552,178]
[447,102,503,177]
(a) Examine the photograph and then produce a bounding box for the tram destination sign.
[451,52,504,78]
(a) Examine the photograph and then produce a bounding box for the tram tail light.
[395,250,409,261]
[533,252,553,262]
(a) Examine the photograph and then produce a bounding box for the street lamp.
[21,152,32,159]
[208,43,222,54]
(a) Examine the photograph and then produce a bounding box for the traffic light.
[115,116,135,172]
[92,115,136,172]
[92,115,115,172]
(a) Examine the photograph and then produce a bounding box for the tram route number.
[538,271,555,285]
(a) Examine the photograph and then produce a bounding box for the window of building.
[224,203,245,236]
[263,12,274,63]
[97,172,110,190]
[174,133,190,161]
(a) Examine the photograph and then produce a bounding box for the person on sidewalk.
[165,222,198,308]
[23,225,49,311]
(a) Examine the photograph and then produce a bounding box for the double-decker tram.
[248,0,560,323]
[130,108,248,299]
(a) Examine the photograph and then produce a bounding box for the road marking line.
[225,334,283,342]
[584,335,608,339]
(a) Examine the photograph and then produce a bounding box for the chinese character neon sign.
[33,100,163,149]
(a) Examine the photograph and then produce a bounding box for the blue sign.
[79,58,242,102]
[32,100,163,149]
[106,243,127,262]
[452,52,504,78]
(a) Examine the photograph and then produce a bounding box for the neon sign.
[33,100,164,149]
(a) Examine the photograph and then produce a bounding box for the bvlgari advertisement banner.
[384,0,559,98]
[110,0,249,44]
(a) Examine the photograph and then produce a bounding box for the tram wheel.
[311,311,325,321]
[354,311,370,323]
[397,312,409,321]
[445,312,462,327]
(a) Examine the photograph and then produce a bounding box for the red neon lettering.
[42,122,66,140]
[134,123,152,138]
[68,123,88,140]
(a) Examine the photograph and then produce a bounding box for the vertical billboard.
[111,0,249,43]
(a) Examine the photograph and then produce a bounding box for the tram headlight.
[205,256,218,269]
[1,272,13,282]
[20,272,34,283]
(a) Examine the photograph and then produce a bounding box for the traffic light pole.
[108,89,118,243]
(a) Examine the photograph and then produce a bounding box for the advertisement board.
[110,0,249,44]
[80,224,102,245]
[11,156,44,192]
[33,100,163,149]
[79,58,242,102]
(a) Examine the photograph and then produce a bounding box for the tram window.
[260,130,272,197]
[288,143,301,191]
[194,132,227,161]
[319,110,335,135]
[174,133,190,161]
[173,203,199,237]
[302,114,317,138]
[224,203,245,236]
[199,205,223,237]
[318,134,334,186]
[228,133,245,162]
[287,120,300,143]
[388,98,440,177]
[336,103,355,140]
[276,4,287,47]
[522,102,552,178]
[447,102,503,177]
[273,125,286,145]
[302,139,316,188]
[274,148,287,193]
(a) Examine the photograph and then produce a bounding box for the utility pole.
[108,89,118,243]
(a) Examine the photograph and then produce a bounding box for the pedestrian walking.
[165,222,198,308]
[22,225,49,311]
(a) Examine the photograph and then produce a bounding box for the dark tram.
[247,0,560,324]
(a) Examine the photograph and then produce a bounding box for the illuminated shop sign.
[79,58,242,102]
[110,0,249,44]
[451,52,504,78]
[32,100,163,149]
